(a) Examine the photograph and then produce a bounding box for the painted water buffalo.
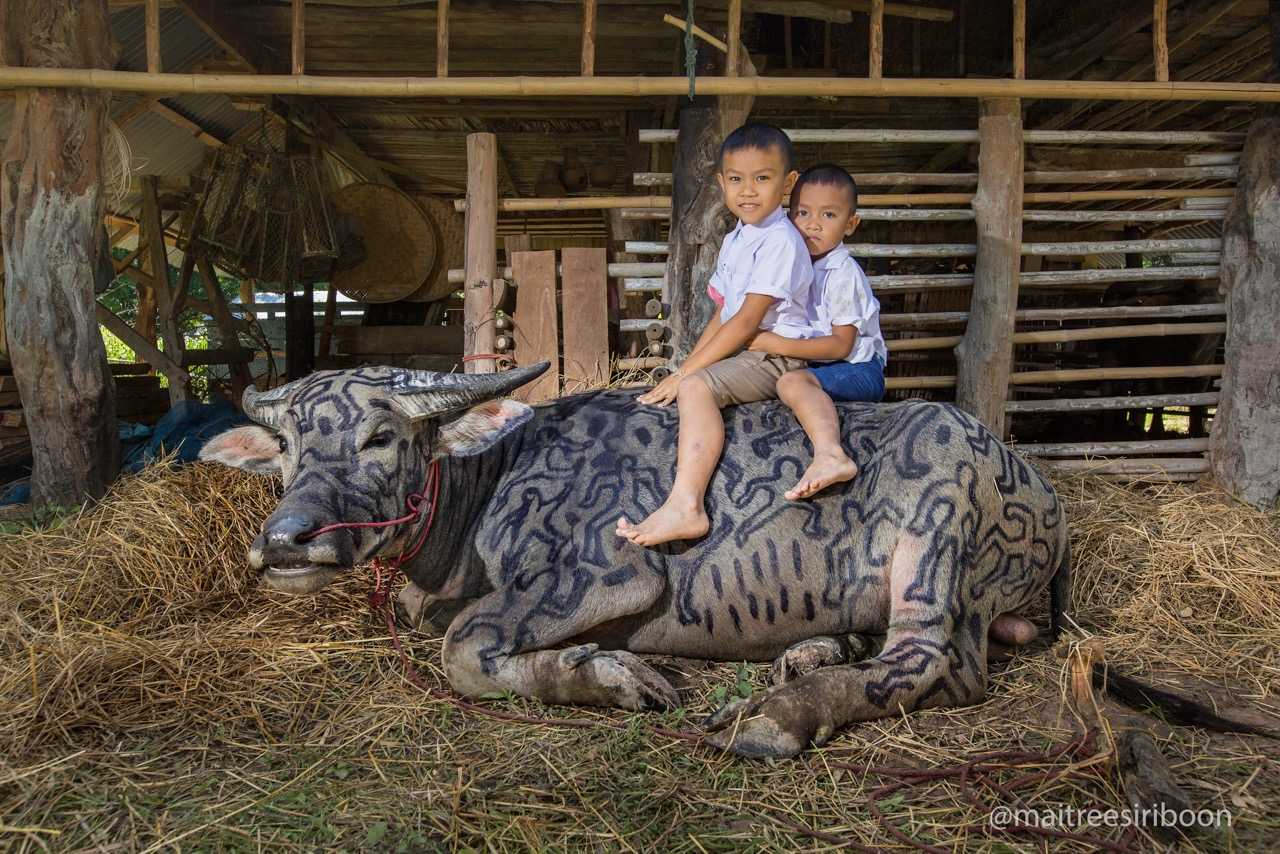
[200,363,1070,758]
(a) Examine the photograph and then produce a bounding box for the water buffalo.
[200,362,1070,758]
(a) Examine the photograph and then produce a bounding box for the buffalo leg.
[441,568,677,710]
[770,635,877,685]
[707,535,987,758]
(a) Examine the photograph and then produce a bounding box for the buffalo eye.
[364,430,396,450]
[276,435,288,454]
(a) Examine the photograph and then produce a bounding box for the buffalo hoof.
[703,680,836,759]
[770,635,874,685]
[562,645,681,711]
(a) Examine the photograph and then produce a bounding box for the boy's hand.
[748,331,784,353]
[637,372,682,406]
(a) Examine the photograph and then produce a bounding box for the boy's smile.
[717,146,797,226]
[789,182,861,260]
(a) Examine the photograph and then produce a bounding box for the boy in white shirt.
[616,123,816,547]
[748,164,887,500]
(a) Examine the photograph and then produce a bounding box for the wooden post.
[0,0,120,506]
[1153,0,1169,82]
[581,0,597,77]
[727,0,742,77]
[145,0,162,73]
[870,0,885,78]
[1211,2,1280,509]
[436,0,449,78]
[291,0,305,76]
[1012,0,1026,79]
[140,176,191,402]
[196,256,251,399]
[464,132,498,373]
[954,98,1023,437]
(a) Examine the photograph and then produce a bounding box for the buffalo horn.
[391,361,551,421]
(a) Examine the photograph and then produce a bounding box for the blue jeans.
[806,356,886,402]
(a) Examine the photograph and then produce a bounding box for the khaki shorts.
[690,350,807,408]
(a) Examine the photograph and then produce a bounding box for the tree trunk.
[955,98,1024,437]
[666,51,755,361]
[0,0,119,507]
[1210,3,1280,509]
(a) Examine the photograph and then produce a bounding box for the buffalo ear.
[436,399,532,457]
[199,425,283,475]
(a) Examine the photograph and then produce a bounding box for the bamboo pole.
[145,0,162,74]
[880,302,1226,327]
[1039,458,1208,474]
[624,237,1220,257]
[617,356,668,370]
[635,164,1237,186]
[887,321,1226,352]
[1005,391,1219,413]
[1012,0,1025,80]
[437,0,449,78]
[888,364,1222,391]
[662,14,728,53]
[640,129,1244,144]
[7,69,1280,104]
[1014,437,1209,457]
[870,0,885,78]
[581,0,597,77]
[464,133,498,374]
[1153,0,1170,83]
[626,207,1228,223]
[727,0,742,76]
[291,0,305,76]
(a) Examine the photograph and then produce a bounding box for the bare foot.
[785,452,858,501]
[615,499,709,546]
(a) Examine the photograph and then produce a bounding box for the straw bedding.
[0,462,1276,851]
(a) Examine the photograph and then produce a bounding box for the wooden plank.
[1012,0,1025,79]
[869,0,884,78]
[291,0,305,75]
[332,326,463,356]
[560,248,609,393]
[148,101,225,147]
[464,133,499,373]
[1015,438,1209,458]
[1040,457,1208,475]
[144,0,162,74]
[512,250,560,404]
[95,304,190,385]
[1153,0,1169,83]
[437,0,449,77]
[1006,392,1219,414]
[726,0,742,77]
[180,347,255,366]
[0,411,25,429]
[581,0,597,76]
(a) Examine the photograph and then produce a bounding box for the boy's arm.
[686,312,723,361]
[637,295,775,406]
[749,325,857,361]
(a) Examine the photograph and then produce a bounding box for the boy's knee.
[778,370,817,399]
[677,373,712,400]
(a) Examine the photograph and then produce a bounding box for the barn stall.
[0,0,1277,850]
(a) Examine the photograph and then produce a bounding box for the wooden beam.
[869,0,884,79]
[436,0,449,78]
[96,304,190,386]
[1153,0,1169,83]
[464,132,498,374]
[149,100,224,147]
[1012,0,1025,80]
[174,0,274,73]
[279,96,394,186]
[145,0,162,73]
[140,176,191,402]
[727,0,742,77]
[956,98,1022,437]
[581,0,597,77]
[816,0,952,22]
[291,0,305,76]
[784,15,793,69]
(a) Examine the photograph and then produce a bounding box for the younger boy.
[747,164,887,500]
[616,123,816,547]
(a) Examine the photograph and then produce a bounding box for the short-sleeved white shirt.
[708,207,816,340]
[810,244,888,366]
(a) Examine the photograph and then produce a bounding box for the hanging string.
[684,0,697,100]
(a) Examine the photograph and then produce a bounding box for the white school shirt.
[707,207,817,339]
[810,244,888,366]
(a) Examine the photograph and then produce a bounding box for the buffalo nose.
[265,514,319,548]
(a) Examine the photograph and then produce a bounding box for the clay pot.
[535,160,565,197]
[560,148,587,192]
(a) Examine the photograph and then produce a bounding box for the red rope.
[462,352,512,365]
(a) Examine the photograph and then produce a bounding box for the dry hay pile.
[0,462,1276,851]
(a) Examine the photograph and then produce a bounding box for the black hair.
[791,163,859,212]
[718,122,794,173]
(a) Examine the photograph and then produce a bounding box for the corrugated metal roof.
[111,6,216,74]
[124,112,210,178]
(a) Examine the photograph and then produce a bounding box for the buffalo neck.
[398,421,528,595]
